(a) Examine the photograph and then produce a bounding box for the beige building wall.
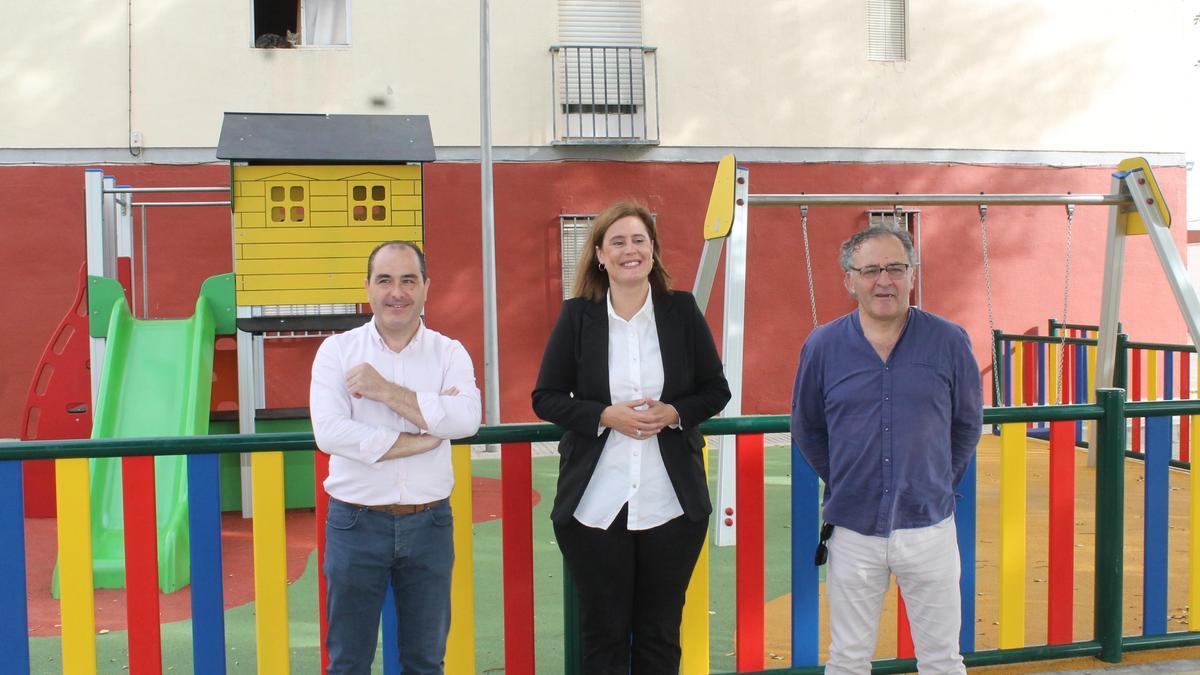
[1,0,1191,153]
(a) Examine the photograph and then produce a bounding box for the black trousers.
[554,506,709,675]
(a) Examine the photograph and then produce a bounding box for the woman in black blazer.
[533,200,730,673]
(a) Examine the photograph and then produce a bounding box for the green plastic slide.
[54,273,234,594]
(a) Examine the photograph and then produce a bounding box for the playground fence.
[1,397,1199,673]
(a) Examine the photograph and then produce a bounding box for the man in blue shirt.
[790,226,982,674]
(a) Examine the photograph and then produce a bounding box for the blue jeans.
[324,497,455,675]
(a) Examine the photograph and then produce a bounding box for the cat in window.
[255,30,299,48]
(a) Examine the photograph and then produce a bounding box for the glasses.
[848,263,911,280]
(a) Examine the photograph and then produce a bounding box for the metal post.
[1115,334,1129,391]
[1126,171,1200,349]
[480,0,501,439]
[84,170,107,414]
[1091,171,1130,466]
[1094,388,1126,663]
[991,329,1004,407]
[715,167,749,547]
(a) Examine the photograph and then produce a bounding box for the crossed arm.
[311,339,482,464]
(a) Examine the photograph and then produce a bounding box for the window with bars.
[867,208,922,306]
[560,214,594,299]
[867,0,906,61]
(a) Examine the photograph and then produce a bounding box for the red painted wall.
[0,161,1187,438]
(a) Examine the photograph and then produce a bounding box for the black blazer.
[532,290,731,524]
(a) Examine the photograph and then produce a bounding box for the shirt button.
[884,427,889,432]
[884,489,890,493]
[884,396,889,400]
[884,458,890,462]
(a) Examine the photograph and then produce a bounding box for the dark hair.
[367,241,427,280]
[572,200,672,302]
[839,226,916,272]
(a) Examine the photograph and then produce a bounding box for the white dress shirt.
[310,319,482,505]
[574,291,685,530]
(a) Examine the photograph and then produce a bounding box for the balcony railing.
[550,44,659,145]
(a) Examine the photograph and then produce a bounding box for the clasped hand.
[601,399,679,439]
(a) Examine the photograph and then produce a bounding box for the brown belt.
[336,497,446,515]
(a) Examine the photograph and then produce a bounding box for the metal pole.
[1093,388,1126,663]
[480,0,501,437]
[748,193,1132,207]
[129,201,231,207]
[104,186,229,193]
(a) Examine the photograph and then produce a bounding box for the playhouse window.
[253,0,351,48]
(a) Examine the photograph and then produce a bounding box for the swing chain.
[800,205,819,328]
[1057,203,1075,404]
[979,203,1001,405]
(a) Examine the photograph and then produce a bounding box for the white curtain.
[305,0,349,45]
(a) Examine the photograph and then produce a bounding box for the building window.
[253,0,350,48]
[867,208,922,305]
[552,0,659,144]
[867,0,906,61]
[560,215,594,299]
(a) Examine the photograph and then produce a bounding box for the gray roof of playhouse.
[216,112,435,162]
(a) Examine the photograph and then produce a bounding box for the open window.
[253,0,350,48]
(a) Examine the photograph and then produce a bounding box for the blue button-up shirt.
[790,308,982,536]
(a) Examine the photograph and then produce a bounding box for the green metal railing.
[7,396,1200,672]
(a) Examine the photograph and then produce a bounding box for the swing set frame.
[695,154,1196,545]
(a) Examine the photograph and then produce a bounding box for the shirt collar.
[368,317,425,353]
[606,288,654,325]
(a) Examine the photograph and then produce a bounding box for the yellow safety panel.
[56,457,97,675]
[236,226,420,244]
[241,273,366,291]
[679,438,711,674]
[237,257,369,275]
[238,288,367,305]
[232,164,424,309]
[390,195,423,212]
[1191,415,1200,632]
[310,181,348,196]
[998,422,1027,649]
[1116,157,1171,236]
[236,181,265,197]
[704,154,737,240]
[241,242,380,259]
[446,444,476,674]
[235,170,313,182]
[311,196,348,212]
[251,451,290,673]
[235,196,266,214]
[234,164,420,182]
[236,212,266,229]
[311,212,350,228]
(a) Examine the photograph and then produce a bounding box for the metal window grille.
[867,208,922,306]
[560,215,594,299]
[867,0,906,61]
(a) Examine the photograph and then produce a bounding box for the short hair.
[839,226,915,272]
[367,241,427,280]
[572,200,672,302]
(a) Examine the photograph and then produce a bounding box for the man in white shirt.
[310,241,481,675]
